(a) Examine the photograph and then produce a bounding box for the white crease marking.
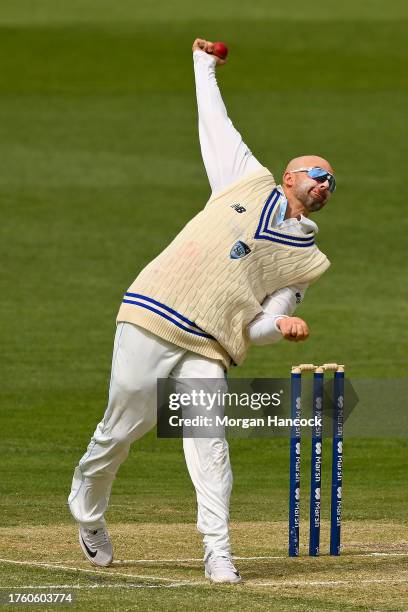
[112,552,408,564]
[0,583,201,589]
[249,577,408,587]
[0,558,201,585]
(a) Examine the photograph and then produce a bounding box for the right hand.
[192,38,227,65]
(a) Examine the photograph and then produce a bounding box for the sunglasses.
[289,167,336,193]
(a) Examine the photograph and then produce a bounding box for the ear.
[283,171,294,188]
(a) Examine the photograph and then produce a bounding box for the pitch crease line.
[47,551,408,566]
[0,558,203,586]
[112,551,408,564]
[114,556,281,563]
[0,583,204,590]
[249,577,408,587]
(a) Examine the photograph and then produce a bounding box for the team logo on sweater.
[230,240,251,259]
[231,203,246,213]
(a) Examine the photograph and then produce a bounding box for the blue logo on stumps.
[230,240,251,259]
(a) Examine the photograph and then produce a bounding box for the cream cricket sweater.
[117,168,330,368]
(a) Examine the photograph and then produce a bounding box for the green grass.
[1,433,407,527]
[0,1,407,609]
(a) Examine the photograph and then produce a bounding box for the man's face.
[291,171,332,212]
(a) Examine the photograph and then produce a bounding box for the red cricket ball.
[212,41,228,60]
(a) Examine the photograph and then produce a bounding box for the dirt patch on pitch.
[0,519,407,561]
[0,520,407,609]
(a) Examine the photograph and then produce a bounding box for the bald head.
[285,155,334,175]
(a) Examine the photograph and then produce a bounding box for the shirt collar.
[276,185,319,235]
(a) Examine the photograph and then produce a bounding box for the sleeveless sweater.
[117,168,330,368]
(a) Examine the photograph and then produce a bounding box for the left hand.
[276,317,310,342]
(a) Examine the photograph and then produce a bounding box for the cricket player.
[68,38,336,583]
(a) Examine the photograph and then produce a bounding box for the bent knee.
[103,429,132,452]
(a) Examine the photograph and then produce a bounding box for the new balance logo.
[231,203,246,213]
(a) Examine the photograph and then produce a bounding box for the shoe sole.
[78,530,113,567]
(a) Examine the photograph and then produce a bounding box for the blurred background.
[0,0,406,541]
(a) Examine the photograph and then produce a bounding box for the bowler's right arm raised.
[193,38,310,344]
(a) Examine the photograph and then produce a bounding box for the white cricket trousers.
[68,322,232,559]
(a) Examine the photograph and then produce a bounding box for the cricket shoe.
[205,554,242,584]
[79,525,113,567]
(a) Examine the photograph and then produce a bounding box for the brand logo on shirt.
[231,203,246,213]
[230,240,251,259]
[295,292,302,304]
